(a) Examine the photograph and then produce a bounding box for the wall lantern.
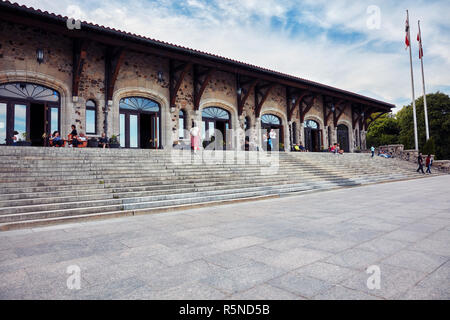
[291,98,296,105]
[36,48,44,64]
[237,88,242,95]
[331,105,335,112]
[157,71,164,83]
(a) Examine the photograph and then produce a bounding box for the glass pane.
[178,117,184,139]
[0,103,6,144]
[156,116,159,148]
[202,107,229,119]
[208,121,214,139]
[261,114,281,125]
[14,104,27,139]
[202,121,206,139]
[120,113,125,147]
[50,107,59,133]
[0,83,59,102]
[119,97,159,112]
[130,114,138,148]
[86,109,96,134]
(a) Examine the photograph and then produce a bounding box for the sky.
[14,0,450,113]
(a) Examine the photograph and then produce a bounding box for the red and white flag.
[417,27,424,59]
[405,15,410,49]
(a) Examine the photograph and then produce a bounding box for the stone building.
[0,1,394,152]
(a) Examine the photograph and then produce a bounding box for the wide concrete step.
[0,181,342,223]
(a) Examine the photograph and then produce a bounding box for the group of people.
[49,125,109,148]
[293,144,307,152]
[417,153,433,174]
[330,143,344,154]
[371,146,433,174]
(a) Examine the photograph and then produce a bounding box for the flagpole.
[407,10,419,151]
[418,20,430,140]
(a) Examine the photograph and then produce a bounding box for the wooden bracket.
[72,39,88,97]
[237,76,257,116]
[169,60,192,108]
[105,46,125,101]
[254,82,275,118]
[193,65,215,110]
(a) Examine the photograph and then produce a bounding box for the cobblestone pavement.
[1,175,449,300]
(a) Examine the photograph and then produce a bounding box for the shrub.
[421,137,436,159]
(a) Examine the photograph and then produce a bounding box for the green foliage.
[367,92,450,160]
[109,135,119,144]
[397,92,450,159]
[366,113,400,147]
[421,136,436,158]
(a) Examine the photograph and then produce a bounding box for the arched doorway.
[337,124,350,152]
[0,82,60,146]
[201,107,231,150]
[261,114,283,151]
[304,119,321,152]
[119,97,161,149]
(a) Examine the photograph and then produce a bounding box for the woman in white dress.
[190,121,200,153]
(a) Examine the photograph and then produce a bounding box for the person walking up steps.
[371,146,375,158]
[416,153,425,174]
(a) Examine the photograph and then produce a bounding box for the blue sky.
[16,0,450,112]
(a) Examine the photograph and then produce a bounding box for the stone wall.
[379,144,449,173]
[0,20,362,152]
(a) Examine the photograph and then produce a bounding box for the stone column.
[361,130,367,150]
[255,117,261,151]
[299,122,305,147]
[324,125,329,148]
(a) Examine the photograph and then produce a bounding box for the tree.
[397,92,450,159]
[366,113,400,147]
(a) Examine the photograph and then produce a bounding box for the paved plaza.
[0,175,449,300]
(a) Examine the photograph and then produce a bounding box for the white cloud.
[13,0,450,113]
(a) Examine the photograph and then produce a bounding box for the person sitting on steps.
[49,131,63,147]
[69,124,78,147]
[99,132,108,149]
[77,132,87,148]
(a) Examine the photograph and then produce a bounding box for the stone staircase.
[0,146,443,231]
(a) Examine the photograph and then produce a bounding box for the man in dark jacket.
[416,153,425,174]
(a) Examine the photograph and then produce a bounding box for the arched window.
[304,119,319,129]
[119,97,161,149]
[202,107,230,120]
[201,107,231,149]
[0,82,60,146]
[119,97,160,112]
[179,110,186,139]
[0,83,59,102]
[86,100,96,134]
[261,114,281,125]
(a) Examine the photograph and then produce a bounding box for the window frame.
[85,99,97,135]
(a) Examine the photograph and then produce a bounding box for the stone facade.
[0,20,368,152]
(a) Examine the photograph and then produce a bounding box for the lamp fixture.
[36,48,44,64]
[157,71,164,83]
